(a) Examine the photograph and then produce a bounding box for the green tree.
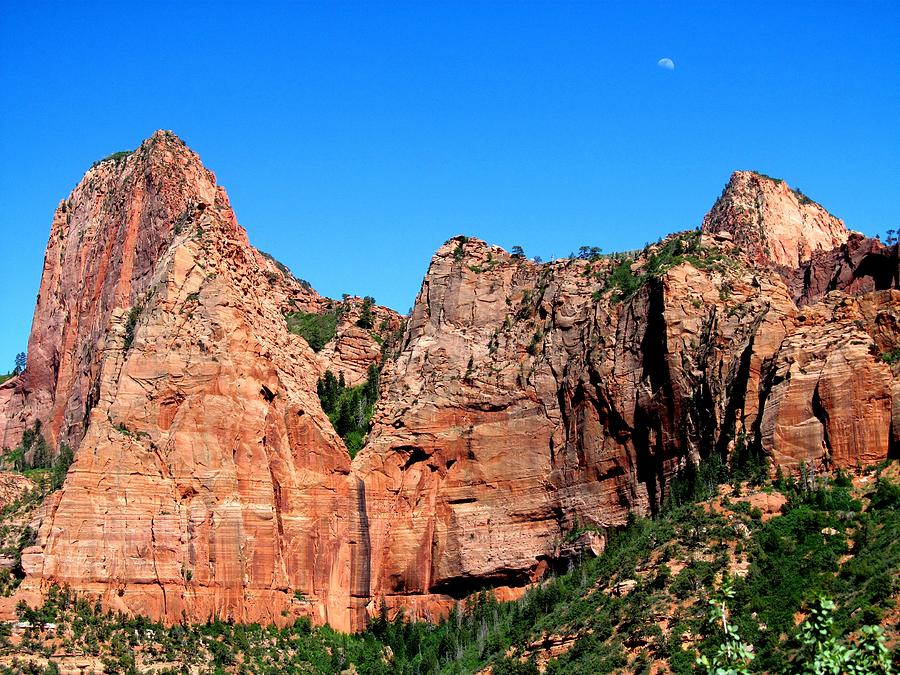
[357,296,375,329]
[696,576,755,675]
[797,597,892,675]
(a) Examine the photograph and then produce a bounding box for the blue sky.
[1,1,898,365]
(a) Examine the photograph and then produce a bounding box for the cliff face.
[1,133,374,630]
[0,134,221,451]
[1,137,897,629]
[353,231,896,620]
[701,171,849,269]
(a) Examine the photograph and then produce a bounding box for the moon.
[657,57,675,71]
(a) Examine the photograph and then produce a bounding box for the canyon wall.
[1,138,896,629]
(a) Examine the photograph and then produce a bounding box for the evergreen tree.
[13,352,26,375]
[356,296,375,329]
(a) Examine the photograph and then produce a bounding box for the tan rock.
[701,170,848,268]
[1,139,896,631]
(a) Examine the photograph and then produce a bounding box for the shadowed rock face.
[785,232,900,306]
[1,136,897,628]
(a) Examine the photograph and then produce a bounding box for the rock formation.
[0,136,896,629]
[0,133,385,630]
[701,171,849,268]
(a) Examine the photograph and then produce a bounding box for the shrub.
[879,348,900,365]
[91,150,132,169]
[285,307,341,352]
[123,304,143,350]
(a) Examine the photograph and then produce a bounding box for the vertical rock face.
[3,132,368,630]
[314,302,402,387]
[0,134,220,450]
[701,171,849,269]
[353,234,802,618]
[1,137,896,629]
[352,178,897,619]
[758,291,898,469]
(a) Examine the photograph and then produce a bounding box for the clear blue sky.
[1,1,898,365]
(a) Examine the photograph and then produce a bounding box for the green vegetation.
[0,424,74,599]
[598,230,737,303]
[5,467,894,673]
[751,171,784,185]
[379,318,408,362]
[791,186,814,206]
[879,348,900,365]
[0,353,29,383]
[2,458,895,673]
[574,245,603,261]
[357,296,375,329]
[90,150,132,169]
[285,306,342,352]
[526,328,543,356]
[0,409,894,673]
[123,304,143,350]
[883,229,898,246]
[317,364,379,458]
[452,236,469,262]
[2,422,73,492]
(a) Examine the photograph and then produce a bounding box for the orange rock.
[0,472,33,511]
[701,170,848,268]
[1,138,896,630]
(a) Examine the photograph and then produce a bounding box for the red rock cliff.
[1,138,896,629]
[2,132,374,630]
[701,171,849,268]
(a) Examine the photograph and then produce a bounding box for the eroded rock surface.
[1,136,896,629]
[2,133,371,630]
[701,171,849,268]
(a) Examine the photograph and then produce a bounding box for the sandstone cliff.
[0,133,386,630]
[701,171,849,268]
[1,136,896,629]
[353,230,896,620]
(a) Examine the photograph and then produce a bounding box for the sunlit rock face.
[1,135,896,628]
[1,132,368,630]
[701,170,849,269]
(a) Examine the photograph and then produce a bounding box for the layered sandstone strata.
[1,135,896,629]
[2,133,378,630]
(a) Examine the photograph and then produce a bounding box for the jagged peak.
[702,170,848,268]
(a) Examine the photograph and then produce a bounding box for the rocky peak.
[2,131,245,450]
[1,140,896,635]
[701,170,849,269]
